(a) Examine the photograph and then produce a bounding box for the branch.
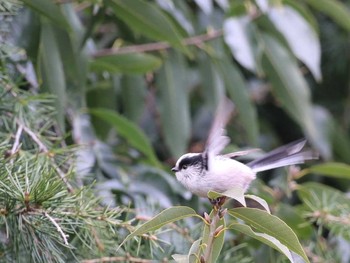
[10,124,23,155]
[81,255,152,263]
[93,29,223,57]
[16,119,74,192]
[202,209,221,262]
[44,212,69,246]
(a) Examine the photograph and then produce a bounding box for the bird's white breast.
[180,157,256,197]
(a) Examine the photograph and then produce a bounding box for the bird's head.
[172,153,204,182]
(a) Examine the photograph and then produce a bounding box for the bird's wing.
[222,148,261,159]
[202,98,235,171]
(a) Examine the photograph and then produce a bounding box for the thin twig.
[81,256,153,263]
[16,119,74,192]
[93,29,223,57]
[20,122,47,151]
[44,212,69,246]
[10,124,23,155]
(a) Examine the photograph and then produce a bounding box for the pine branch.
[16,118,74,192]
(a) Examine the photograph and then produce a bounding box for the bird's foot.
[209,196,227,210]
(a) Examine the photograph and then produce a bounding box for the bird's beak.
[171,167,178,172]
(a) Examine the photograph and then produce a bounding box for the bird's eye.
[182,164,188,170]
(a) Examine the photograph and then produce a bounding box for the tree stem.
[203,208,220,262]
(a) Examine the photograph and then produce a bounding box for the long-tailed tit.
[171,98,318,197]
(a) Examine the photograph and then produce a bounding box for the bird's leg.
[209,196,227,210]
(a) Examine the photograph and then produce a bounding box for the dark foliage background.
[1,0,350,262]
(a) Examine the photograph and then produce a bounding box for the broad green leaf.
[261,33,329,158]
[331,123,350,163]
[228,208,309,263]
[229,223,295,262]
[214,57,258,146]
[223,16,256,72]
[118,206,199,250]
[89,108,160,167]
[22,0,70,30]
[198,53,225,109]
[60,4,88,101]
[189,238,201,256]
[245,194,270,213]
[268,5,321,81]
[275,204,313,240]
[202,211,226,263]
[156,0,194,35]
[171,254,188,263]
[301,162,350,180]
[157,50,191,157]
[305,0,350,32]
[194,0,213,15]
[39,22,66,132]
[53,27,87,109]
[208,187,246,207]
[108,0,191,56]
[121,75,147,122]
[284,0,319,33]
[87,86,117,139]
[172,239,201,263]
[90,53,162,74]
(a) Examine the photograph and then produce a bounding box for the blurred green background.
[2,0,350,261]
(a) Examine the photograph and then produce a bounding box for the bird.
[171,98,318,198]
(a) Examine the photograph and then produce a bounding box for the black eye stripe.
[178,155,203,170]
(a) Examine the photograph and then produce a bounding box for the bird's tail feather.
[247,139,318,173]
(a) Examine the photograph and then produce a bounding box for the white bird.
[171,98,318,198]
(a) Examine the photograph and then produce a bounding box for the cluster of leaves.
[3,0,350,262]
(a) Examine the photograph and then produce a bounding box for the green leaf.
[39,22,66,132]
[172,239,201,263]
[121,75,147,122]
[228,208,310,263]
[118,206,199,250]
[157,51,191,157]
[301,162,350,179]
[223,17,256,72]
[87,85,117,139]
[214,57,259,146]
[198,53,225,109]
[208,187,246,207]
[89,108,160,167]
[90,53,162,74]
[229,223,295,262]
[107,0,191,56]
[22,0,70,30]
[284,0,319,34]
[275,204,313,240]
[245,194,270,213]
[268,5,321,81]
[305,0,350,32]
[260,33,329,158]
